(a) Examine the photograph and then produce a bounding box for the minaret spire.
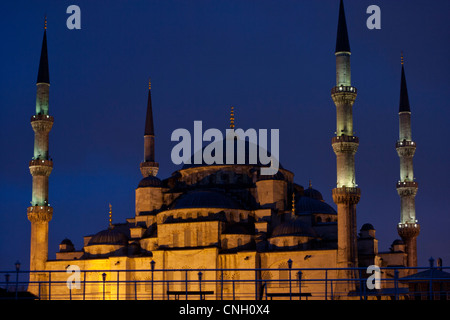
[396,54,419,269]
[27,18,54,295]
[335,0,350,53]
[140,78,159,177]
[330,0,360,293]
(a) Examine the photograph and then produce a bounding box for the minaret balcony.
[396,181,418,189]
[332,186,361,204]
[332,135,359,144]
[31,114,54,122]
[397,222,420,239]
[396,140,416,148]
[27,205,53,223]
[331,85,357,95]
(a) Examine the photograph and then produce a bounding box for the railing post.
[324,269,328,300]
[14,261,20,300]
[394,269,399,300]
[48,271,51,300]
[255,268,258,300]
[83,271,86,300]
[220,269,224,300]
[288,259,292,300]
[185,270,188,300]
[297,271,302,300]
[116,270,120,300]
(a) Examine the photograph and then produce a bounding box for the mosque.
[26,1,420,299]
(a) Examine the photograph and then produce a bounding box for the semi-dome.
[87,227,129,246]
[361,223,375,231]
[271,218,317,238]
[137,175,162,188]
[171,190,241,210]
[295,196,337,215]
[181,138,283,170]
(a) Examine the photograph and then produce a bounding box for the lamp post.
[5,274,10,293]
[297,271,303,300]
[150,260,155,300]
[287,259,292,300]
[15,261,20,300]
[198,271,203,300]
[102,273,107,300]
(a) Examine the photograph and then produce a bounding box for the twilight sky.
[0,0,449,271]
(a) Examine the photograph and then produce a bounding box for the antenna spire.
[230,106,235,129]
[108,203,112,228]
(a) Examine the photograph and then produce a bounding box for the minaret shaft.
[331,1,360,283]
[396,60,419,269]
[28,25,53,282]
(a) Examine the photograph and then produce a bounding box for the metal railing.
[1,265,449,300]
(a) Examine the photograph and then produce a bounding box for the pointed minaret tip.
[399,52,411,113]
[335,0,351,53]
[144,78,155,136]
[37,16,50,84]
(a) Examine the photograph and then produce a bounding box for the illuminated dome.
[137,175,162,188]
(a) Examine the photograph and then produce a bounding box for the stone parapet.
[27,206,53,223]
[140,161,159,177]
[397,222,420,240]
[29,159,53,176]
[332,187,361,205]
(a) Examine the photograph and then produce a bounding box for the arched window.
[316,216,322,223]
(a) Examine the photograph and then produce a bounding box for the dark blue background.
[0,0,449,271]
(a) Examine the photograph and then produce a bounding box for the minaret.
[27,18,53,279]
[396,54,419,269]
[140,79,159,177]
[331,0,360,283]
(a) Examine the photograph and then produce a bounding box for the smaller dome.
[60,238,73,246]
[295,196,336,215]
[271,218,317,238]
[88,227,129,246]
[304,187,323,201]
[392,239,404,246]
[361,223,375,231]
[137,175,162,188]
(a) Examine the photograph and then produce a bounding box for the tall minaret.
[396,54,419,269]
[27,18,53,277]
[331,0,360,281]
[140,79,159,177]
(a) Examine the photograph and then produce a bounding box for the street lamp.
[287,259,292,300]
[102,273,107,300]
[150,260,156,300]
[15,261,20,300]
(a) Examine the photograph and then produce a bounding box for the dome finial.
[309,180,312,188]
[44,15,47,30]
[401,51,404,65]
[108,203,112,228]
[292,192,296,215]
[148,77,151,90]
[230,106,235,129]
